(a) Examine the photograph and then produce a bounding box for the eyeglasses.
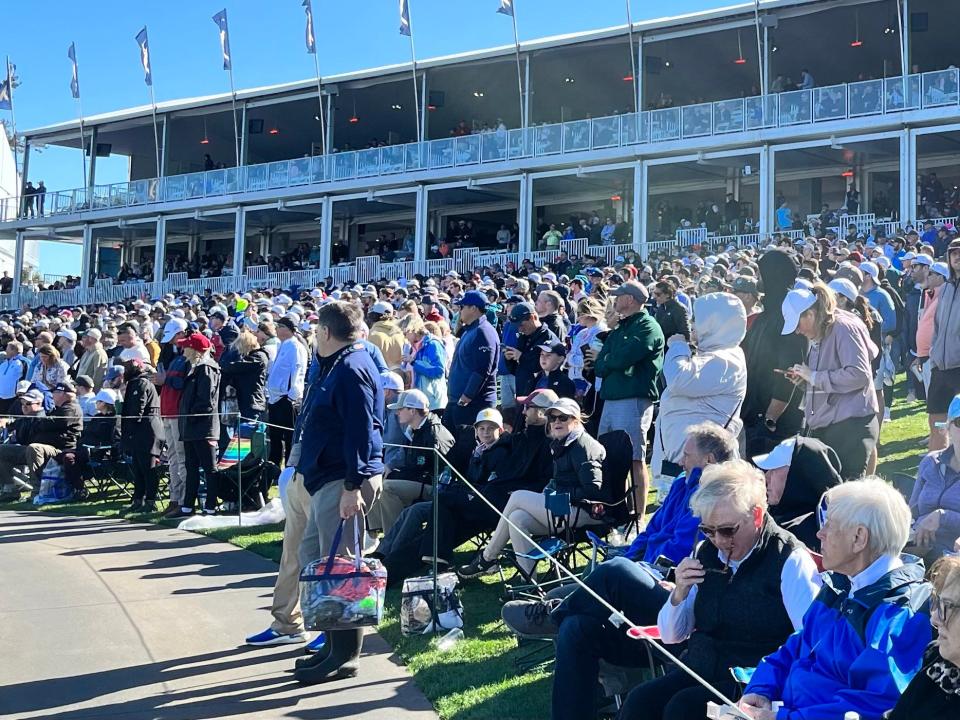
[547,413,573,423]
[698,523,741,539]
[931,592,960,625]
[951,417,960,429]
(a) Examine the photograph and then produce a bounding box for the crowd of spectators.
[0,209,959,716]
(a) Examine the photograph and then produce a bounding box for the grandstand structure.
[0,0,958,308]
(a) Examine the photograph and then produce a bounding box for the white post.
[12,230,24,309]
[319,195,333,270]
[759,145,774,236]
[636,34,644,113]
[414,185,428,262]
[523,54,532,127]
[518,172,533,252]
[80,223,93,289]
[153,215,166,284]
[633,162,644,252]
[900,0,910,79]
[901,128,916,224]
[639,161,649,259]
[159,116,167,176]
[233,205,246,276]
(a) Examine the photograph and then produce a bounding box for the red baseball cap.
[176,332,212,352]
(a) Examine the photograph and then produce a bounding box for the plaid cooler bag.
[299,517,388,631]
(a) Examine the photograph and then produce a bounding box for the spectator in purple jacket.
[909,394,960,560]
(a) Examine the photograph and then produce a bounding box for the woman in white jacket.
[651,292,747,496]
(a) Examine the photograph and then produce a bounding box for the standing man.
[266,317,307,467]
[503,302,558,404]
[929,239,960,450]
[294,301,384,684]
[76,329,108,391]
[156,318,189,517]
[589,280,664,521]
[444,290,500,430]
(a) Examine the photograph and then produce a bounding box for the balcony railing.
[3,69,958,223]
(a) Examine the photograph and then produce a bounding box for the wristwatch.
[764,416,777,432]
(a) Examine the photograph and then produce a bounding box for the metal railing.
[3,69,958,223]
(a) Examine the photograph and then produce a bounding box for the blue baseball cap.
[937,394,960,427]
[457,290,489,310]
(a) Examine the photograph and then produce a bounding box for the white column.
[239,103,248,166]
[901,129,917,224]
[233,206,246,276]
[319,195,333,270]
[523,55,532,127]
[414,185,428,262]
[901,0,911,78]
[80,224,94,289]
[420,72,429,141]
[12,230,24,309]
[159,119,167,177]
[325,94,335,154]
[759,145,774,236]
[639,161,650,259]
[632,162,643,250]
[153,216,166,284]
[636,35,644,113]
[518,172,533,253]
[86,128,97,190]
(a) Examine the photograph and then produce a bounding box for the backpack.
[880,279,906,336]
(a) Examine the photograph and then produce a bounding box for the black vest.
[684,517,802,680]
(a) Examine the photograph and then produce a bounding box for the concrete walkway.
[0,510,438,720]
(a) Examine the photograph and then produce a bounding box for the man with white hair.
[741,477,933,720]
[76,329,108,391]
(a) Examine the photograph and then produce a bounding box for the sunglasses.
[931,592,960,626]
[951,418,960,429]
[547,413,573,422]
[698,523,740,539]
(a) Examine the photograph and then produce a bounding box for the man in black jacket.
[503,302,559,403]
[0,382,81,500]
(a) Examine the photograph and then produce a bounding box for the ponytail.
[853,295,875,331]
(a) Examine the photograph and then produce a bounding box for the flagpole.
[5,57,20,219]
[754,0,766,124]
[71,45,88,190]
[148,83,161,178]
[406,1,422,144]
[311,51,327,156]
[227,65,241,167]
[510,2,525,128]
[625,0,638,115]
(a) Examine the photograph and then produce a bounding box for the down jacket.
[651,292,747,481]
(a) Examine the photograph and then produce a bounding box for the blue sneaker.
[245,628,307,646]
[305,632,327,654]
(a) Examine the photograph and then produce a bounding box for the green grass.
[0,375,933,719]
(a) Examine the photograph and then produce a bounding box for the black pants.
[810,413,879,481]
[182,439,218,511]
[131,452,159,504]
[617,669,739,720]
[268,398,297,466]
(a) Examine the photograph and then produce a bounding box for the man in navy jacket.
[444,290,500,430]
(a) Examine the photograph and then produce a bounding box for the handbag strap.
[320,515,363,576]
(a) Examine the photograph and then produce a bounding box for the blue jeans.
[551,557,671,720]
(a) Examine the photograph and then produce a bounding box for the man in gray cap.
[588,280,664,521]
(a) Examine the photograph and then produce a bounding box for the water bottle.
[436,627,464,651]
[843,713,859,720]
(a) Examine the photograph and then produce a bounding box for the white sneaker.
[883,407,892,422]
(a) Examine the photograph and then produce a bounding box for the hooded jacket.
[651,293,747,480]
[368,318,405,370]
[930,272,960,371]
[768,436,843,548]
[746,556,932,720]
[741,250,808,436]
[121,364,164,457]
[178,354,221,442]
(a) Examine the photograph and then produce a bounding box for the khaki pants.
[482,489,604,575]
[162,418,186,506]
[366,478,432,534]
[298,476,382,570]
[0,443,61,494]
[270,471,313,635]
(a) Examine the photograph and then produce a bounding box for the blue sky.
[3,0,728,275]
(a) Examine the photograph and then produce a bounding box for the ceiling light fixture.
[841,169,854,178]
[564,77,575,84]
[734,29,746,64]
[268,128,280,135]
[851,9,863,47]
[610,194,622,201]
[200,117,210,145]
[391,103,402,110]
[623,74,634,82]
[473,91,485,98]
[663,60,671,69]
[349,97,359,124]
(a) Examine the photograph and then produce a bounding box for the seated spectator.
[501,422,737,648]
[752,434,843,548]
[74,375,97,417]
[614,459,820,720]
[0,380,81,500]
[458,397,608,580]
[63,388,120,500]
[887,555,960,719]
[367,389,454,534]
[651,292,747,496]
[908,393,960,560]
[533,342,577,399]
[740,478,933,720]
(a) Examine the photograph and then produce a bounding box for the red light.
[734,57,747,65]
[268,128,280,135]
[200,138,210,145]
[427,104,437,111]
[611,194,622,201]
[841,170,854,178]
[349,116,359,124]
[622,75,634,82]
[850,40,863,47]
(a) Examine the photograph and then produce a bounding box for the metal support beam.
[413,185,428,262]
[759,145,774,236]
[80,224,94,289]
[901,128,916,223]
[523,55,532,128]
[233,206,246,275]
[153,216,166,284]
[639,161,649,259]
[632,161,643,249]
[12,230,24,309]
[86,127,97,191]
[158,119,167,177]
[19,143,30,219]
[325,93,334,154]
[319,195,333,270]
[636,35,644,113]
[240,103,248,166]
[901,0,910,78]
[518,172,533,252]
[420,71,429,142]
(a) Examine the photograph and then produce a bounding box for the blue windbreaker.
[624,468,702,564]
[745,556,932,720]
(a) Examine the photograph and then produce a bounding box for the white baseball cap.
[780,288,817,335]
[371,301,394,316]
[474,408,504,429]
[828,278,858,304]
[859,261,879,280]
[911,253,933,267]
[161,317,188,343]
[752,436,797,470]
[387,389,430,411]
[94,388,118,405]
[380,371,405,392]
[931,262,950,280]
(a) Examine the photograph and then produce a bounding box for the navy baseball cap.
[458,290,489,310]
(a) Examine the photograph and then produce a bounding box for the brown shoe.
[163,504,185,518]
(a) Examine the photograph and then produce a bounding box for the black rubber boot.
[295,641,332,669]
[293,629,362,684]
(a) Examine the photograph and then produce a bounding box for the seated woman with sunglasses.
[908,394,960,562]
[887,555,960,719]
[740,478,932,720]
[458,397,607,580]
[616,460,820,720]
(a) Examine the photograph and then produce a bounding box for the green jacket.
[594,309,664,401]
